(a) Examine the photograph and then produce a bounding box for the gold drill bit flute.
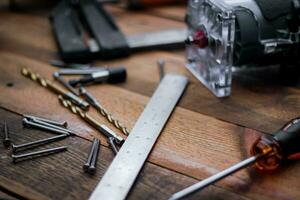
[79,87,130,136]
[58,95,124,143]
[21,67,89,110]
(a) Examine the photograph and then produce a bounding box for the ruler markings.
[89,74,188,200]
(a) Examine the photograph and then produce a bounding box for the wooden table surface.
[1,1,300,200]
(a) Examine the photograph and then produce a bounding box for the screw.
[12,146,67,163]
[23,118,70,135]
[3,121,11,147]
[30,118,75,135]
[23,114,68,128]
[108,137,119,155]
[157,59,165,81]
[12,133,69,153]
[88,139,100,175]
[83,138,99,172]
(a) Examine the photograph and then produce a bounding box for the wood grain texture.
[0,189,19,200]
[1,52,300,199]
[1,9,300,136]
[0,108,249,200]
[1,4,300,200]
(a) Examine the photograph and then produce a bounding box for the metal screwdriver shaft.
[79,87,130,136]
[169,154,264,200]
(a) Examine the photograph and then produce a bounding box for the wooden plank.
[142,5,186,21]
[0,108,249,200]
[0,6,185,62]
[0,190,18,200]
[1,52,300,200]
[1,10,299,136]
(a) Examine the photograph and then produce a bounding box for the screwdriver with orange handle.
[169,117,300,200]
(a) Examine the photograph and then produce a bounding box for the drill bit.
[79,87,130,136]
[21,67,89,110]
[58,95,125,141]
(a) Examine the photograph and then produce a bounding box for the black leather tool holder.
[50,0,130,62]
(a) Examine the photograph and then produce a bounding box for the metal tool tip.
[79,87,87,94]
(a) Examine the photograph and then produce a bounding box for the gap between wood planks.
[0,107,252,200]
[2,52,300,200]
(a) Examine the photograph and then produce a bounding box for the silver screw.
[3,121,11,147]
[23,114,68,128]
[12,146,67,163]
[12,133,69,153]
[83,138,99,173]
[23,118,70,135]
[88,139,100,175]
[157,59,165,81]
[31,118,75,135]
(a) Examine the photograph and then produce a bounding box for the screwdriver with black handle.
[169,117,300,200]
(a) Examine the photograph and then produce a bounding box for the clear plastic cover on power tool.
[186,0,236,97]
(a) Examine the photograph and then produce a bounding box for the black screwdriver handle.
[273,118,300,157]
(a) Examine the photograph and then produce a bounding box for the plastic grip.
[108,68,127,83]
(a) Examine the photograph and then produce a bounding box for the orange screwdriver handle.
[251,118,300,172]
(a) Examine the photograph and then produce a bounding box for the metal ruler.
[89,74,188,200]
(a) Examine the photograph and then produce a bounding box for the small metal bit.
[57,68,107,76]
[88,139,100,175]
[108,137,119,155]
[83,138,99,172]
[3,121,11,147]
[53,72,79,95]
[12,146,67,163]
[30,118,75,135]
[157,59,165,80]
[98,125,124,145]
[12,133,69,153]
[79,87,130,136]
[23,114,68,128]
[23,118,70,135]
[21,67,89,110]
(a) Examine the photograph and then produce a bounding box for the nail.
[12,146,67,163]
[23,118,70,135]
[83,138,98,172]
[108,137,118,155]
[3,121,11,147]
[24,114,68,128]
[31,118,75,135]
[12,133,69,153]
[88,139,100,175]
[157,59,165,80]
